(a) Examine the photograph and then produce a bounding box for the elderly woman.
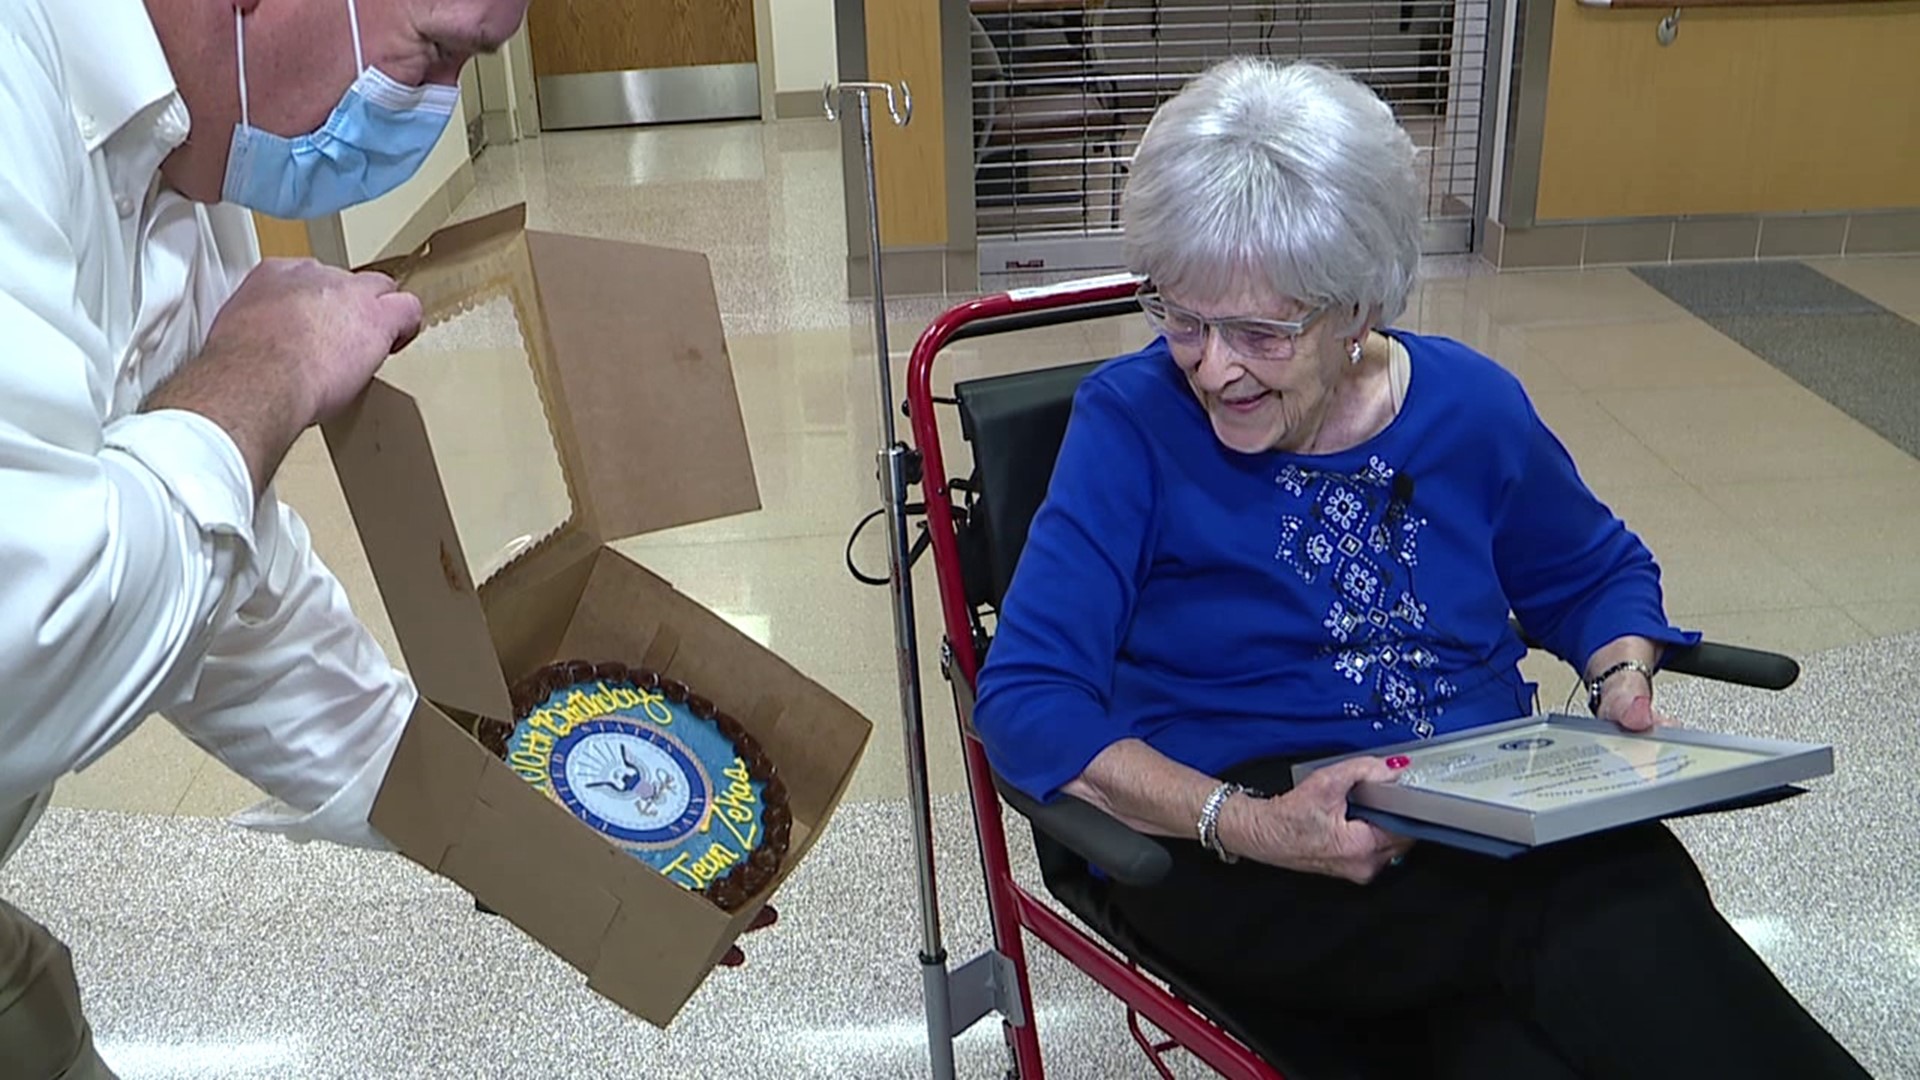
[972,59,1864,1078]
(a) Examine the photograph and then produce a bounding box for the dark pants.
[1,794,117,1080]
[1106,757,1868,1079]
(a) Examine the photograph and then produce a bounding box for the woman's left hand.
[718,903,780,968]
[1595,673,1674,732]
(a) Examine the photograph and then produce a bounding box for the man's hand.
[222,258,424,424]
[1218,757,1414,884]
[146,258,423,494]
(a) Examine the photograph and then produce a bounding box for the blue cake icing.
[496,662,789,910]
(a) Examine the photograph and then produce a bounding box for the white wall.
[473,24,540,141]
[337,97,473,265]
[770,0,838,94]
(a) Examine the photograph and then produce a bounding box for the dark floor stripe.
[1631,262,1920,460]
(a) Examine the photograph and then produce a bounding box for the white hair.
[1121,58,1424,331]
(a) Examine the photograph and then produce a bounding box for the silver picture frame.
[1292,714,1835,848]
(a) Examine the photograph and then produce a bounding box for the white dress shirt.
[0,0,412,849]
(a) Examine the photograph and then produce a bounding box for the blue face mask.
[221,0,458,218]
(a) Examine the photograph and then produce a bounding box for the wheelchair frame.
[903,274,1284,1080]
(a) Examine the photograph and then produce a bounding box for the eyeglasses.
[1137,288,1335,361]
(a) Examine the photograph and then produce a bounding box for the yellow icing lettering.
[710,758,760,848]
[633,687,673,725]
[592,686,620,714]
[509,750,546,771]
[662,843,741,889]
[692,842,740,886]
[527,682,659,739]
[662,852,698,887]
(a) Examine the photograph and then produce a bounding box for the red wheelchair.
[894,277,1801,1079]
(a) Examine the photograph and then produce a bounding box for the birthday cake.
[477,660,791,911]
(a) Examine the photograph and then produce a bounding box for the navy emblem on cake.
[552,720,709,846]
[480,660,792,911]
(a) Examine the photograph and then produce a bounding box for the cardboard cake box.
[320,204,873,1026]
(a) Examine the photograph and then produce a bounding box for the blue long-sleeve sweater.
[973,330,1697,801]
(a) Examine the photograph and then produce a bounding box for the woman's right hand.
[1219,756,1414,884]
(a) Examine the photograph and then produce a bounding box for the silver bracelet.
[1587,658,1656,714]
[1197,781,1242,864]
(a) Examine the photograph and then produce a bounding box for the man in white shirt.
[0,0,528,1075]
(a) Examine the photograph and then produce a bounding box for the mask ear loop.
[233,7,251,128]
[346,0,365,72]
[234,1,367,130]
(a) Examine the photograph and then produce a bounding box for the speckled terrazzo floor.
[4,626,1918,1077]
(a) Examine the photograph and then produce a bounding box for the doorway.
[528,0,762,129]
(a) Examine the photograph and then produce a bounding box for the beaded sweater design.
[1275,456,1455,737]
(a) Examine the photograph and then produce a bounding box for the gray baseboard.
[845,247,979,299]
[1484,209,1920,270]
[538,65,760,130]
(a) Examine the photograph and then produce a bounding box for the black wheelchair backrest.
[954,360,1104,610]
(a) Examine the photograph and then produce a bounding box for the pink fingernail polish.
[1386,755,1411,770]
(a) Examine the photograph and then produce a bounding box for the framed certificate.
[1292,715,1833,850]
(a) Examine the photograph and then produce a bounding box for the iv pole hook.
[823,80,913,126]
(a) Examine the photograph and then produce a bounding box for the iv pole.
[822,80,962,1080]
[825,80,1027,1080]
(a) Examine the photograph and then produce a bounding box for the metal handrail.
[1579,0,1898,7]
[1576,0,1907,46]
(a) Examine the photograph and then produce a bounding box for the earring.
[1348,340,1364,365]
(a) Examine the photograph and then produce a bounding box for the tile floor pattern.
[4,647,1917,1077]
[13,117,1920,1076]
[1632,261,1920,460]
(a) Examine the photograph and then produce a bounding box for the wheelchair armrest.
[1507,617,1800,692]
[1662,640,1800,691]
[992,774,1174,889]
[951,662,1174,887]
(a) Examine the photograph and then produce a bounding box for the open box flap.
[332,204,759,716]
[521,229,759,542]
[364,204,759,547]
[322,381,514,722]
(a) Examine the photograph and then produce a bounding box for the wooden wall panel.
[252,213,314,259]
[863,0,948,248]
[1536,0,1920,220]
[528,0,755,78]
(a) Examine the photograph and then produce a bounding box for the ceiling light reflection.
[1730,914,1794,953]
[717,610,773,648]
[97,1038,306,1077]
[777,1005,1096,1055]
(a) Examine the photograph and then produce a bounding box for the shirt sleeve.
[0,56,258,804]
[0,33,410,848]
[158,495,413,851]
[973,375,1162,801]
[1492,391,1699,673]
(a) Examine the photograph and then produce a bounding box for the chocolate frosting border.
[479,660,791,913]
